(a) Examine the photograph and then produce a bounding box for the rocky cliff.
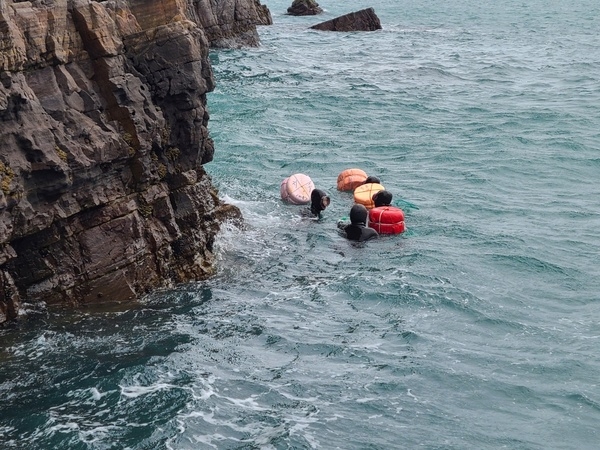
[0,0,272,323]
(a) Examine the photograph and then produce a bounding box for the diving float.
[337,168,368,191]
[280,173,315,204]
[353,182,385,209]
[368,206,406,235]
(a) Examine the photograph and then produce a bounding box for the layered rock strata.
[0,0,271,323]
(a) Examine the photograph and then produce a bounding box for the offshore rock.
[287,0,323,16]
[0,0,270,323]
[310,7,382,32]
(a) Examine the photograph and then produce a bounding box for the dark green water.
[2,0,600,448]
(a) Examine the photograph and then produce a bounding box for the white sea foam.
[90,387,104,401]
[119,382,178,398]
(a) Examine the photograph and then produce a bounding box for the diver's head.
[350,204,368,225]
[373,190,393,207]
[364,175,381,184]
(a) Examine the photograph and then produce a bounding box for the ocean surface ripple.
[2,0,600,448]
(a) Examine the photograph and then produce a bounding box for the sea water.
[1,0,600,448]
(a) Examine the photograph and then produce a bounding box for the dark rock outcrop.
[196,0,272,48]
[0,0,271,323]
[287,0,323,16]
[310,8,381,32]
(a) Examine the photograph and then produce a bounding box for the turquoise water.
[2,0,600,448]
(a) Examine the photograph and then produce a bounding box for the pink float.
[280,173,315,205]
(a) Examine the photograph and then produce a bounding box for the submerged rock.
[310,7,382,32]
[0,0,270,323]
[287,0,323,16]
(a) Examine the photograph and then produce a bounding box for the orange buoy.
[353,183,385,209]
[368,206,405,234]
[337,168,368,191]
[280,173,315,205]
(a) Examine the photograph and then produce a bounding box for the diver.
[363,175,381,184]
[305,188,330,218]
[339,204,378,242]
[372,189,393,207]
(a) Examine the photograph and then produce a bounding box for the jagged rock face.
[310,8,382,32]
[0,0,270,323]
[287,0,323,16]
[194,0,272,48]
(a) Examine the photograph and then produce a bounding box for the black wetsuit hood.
[310,189,330,215]
[364,176,381,184]
[373,190,393,207]
[350,204,368,225]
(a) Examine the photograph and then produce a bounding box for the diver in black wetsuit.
[307,189,330,218]
[340,204,378,242]
[373,190,393,207]
[364,175,381,184]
